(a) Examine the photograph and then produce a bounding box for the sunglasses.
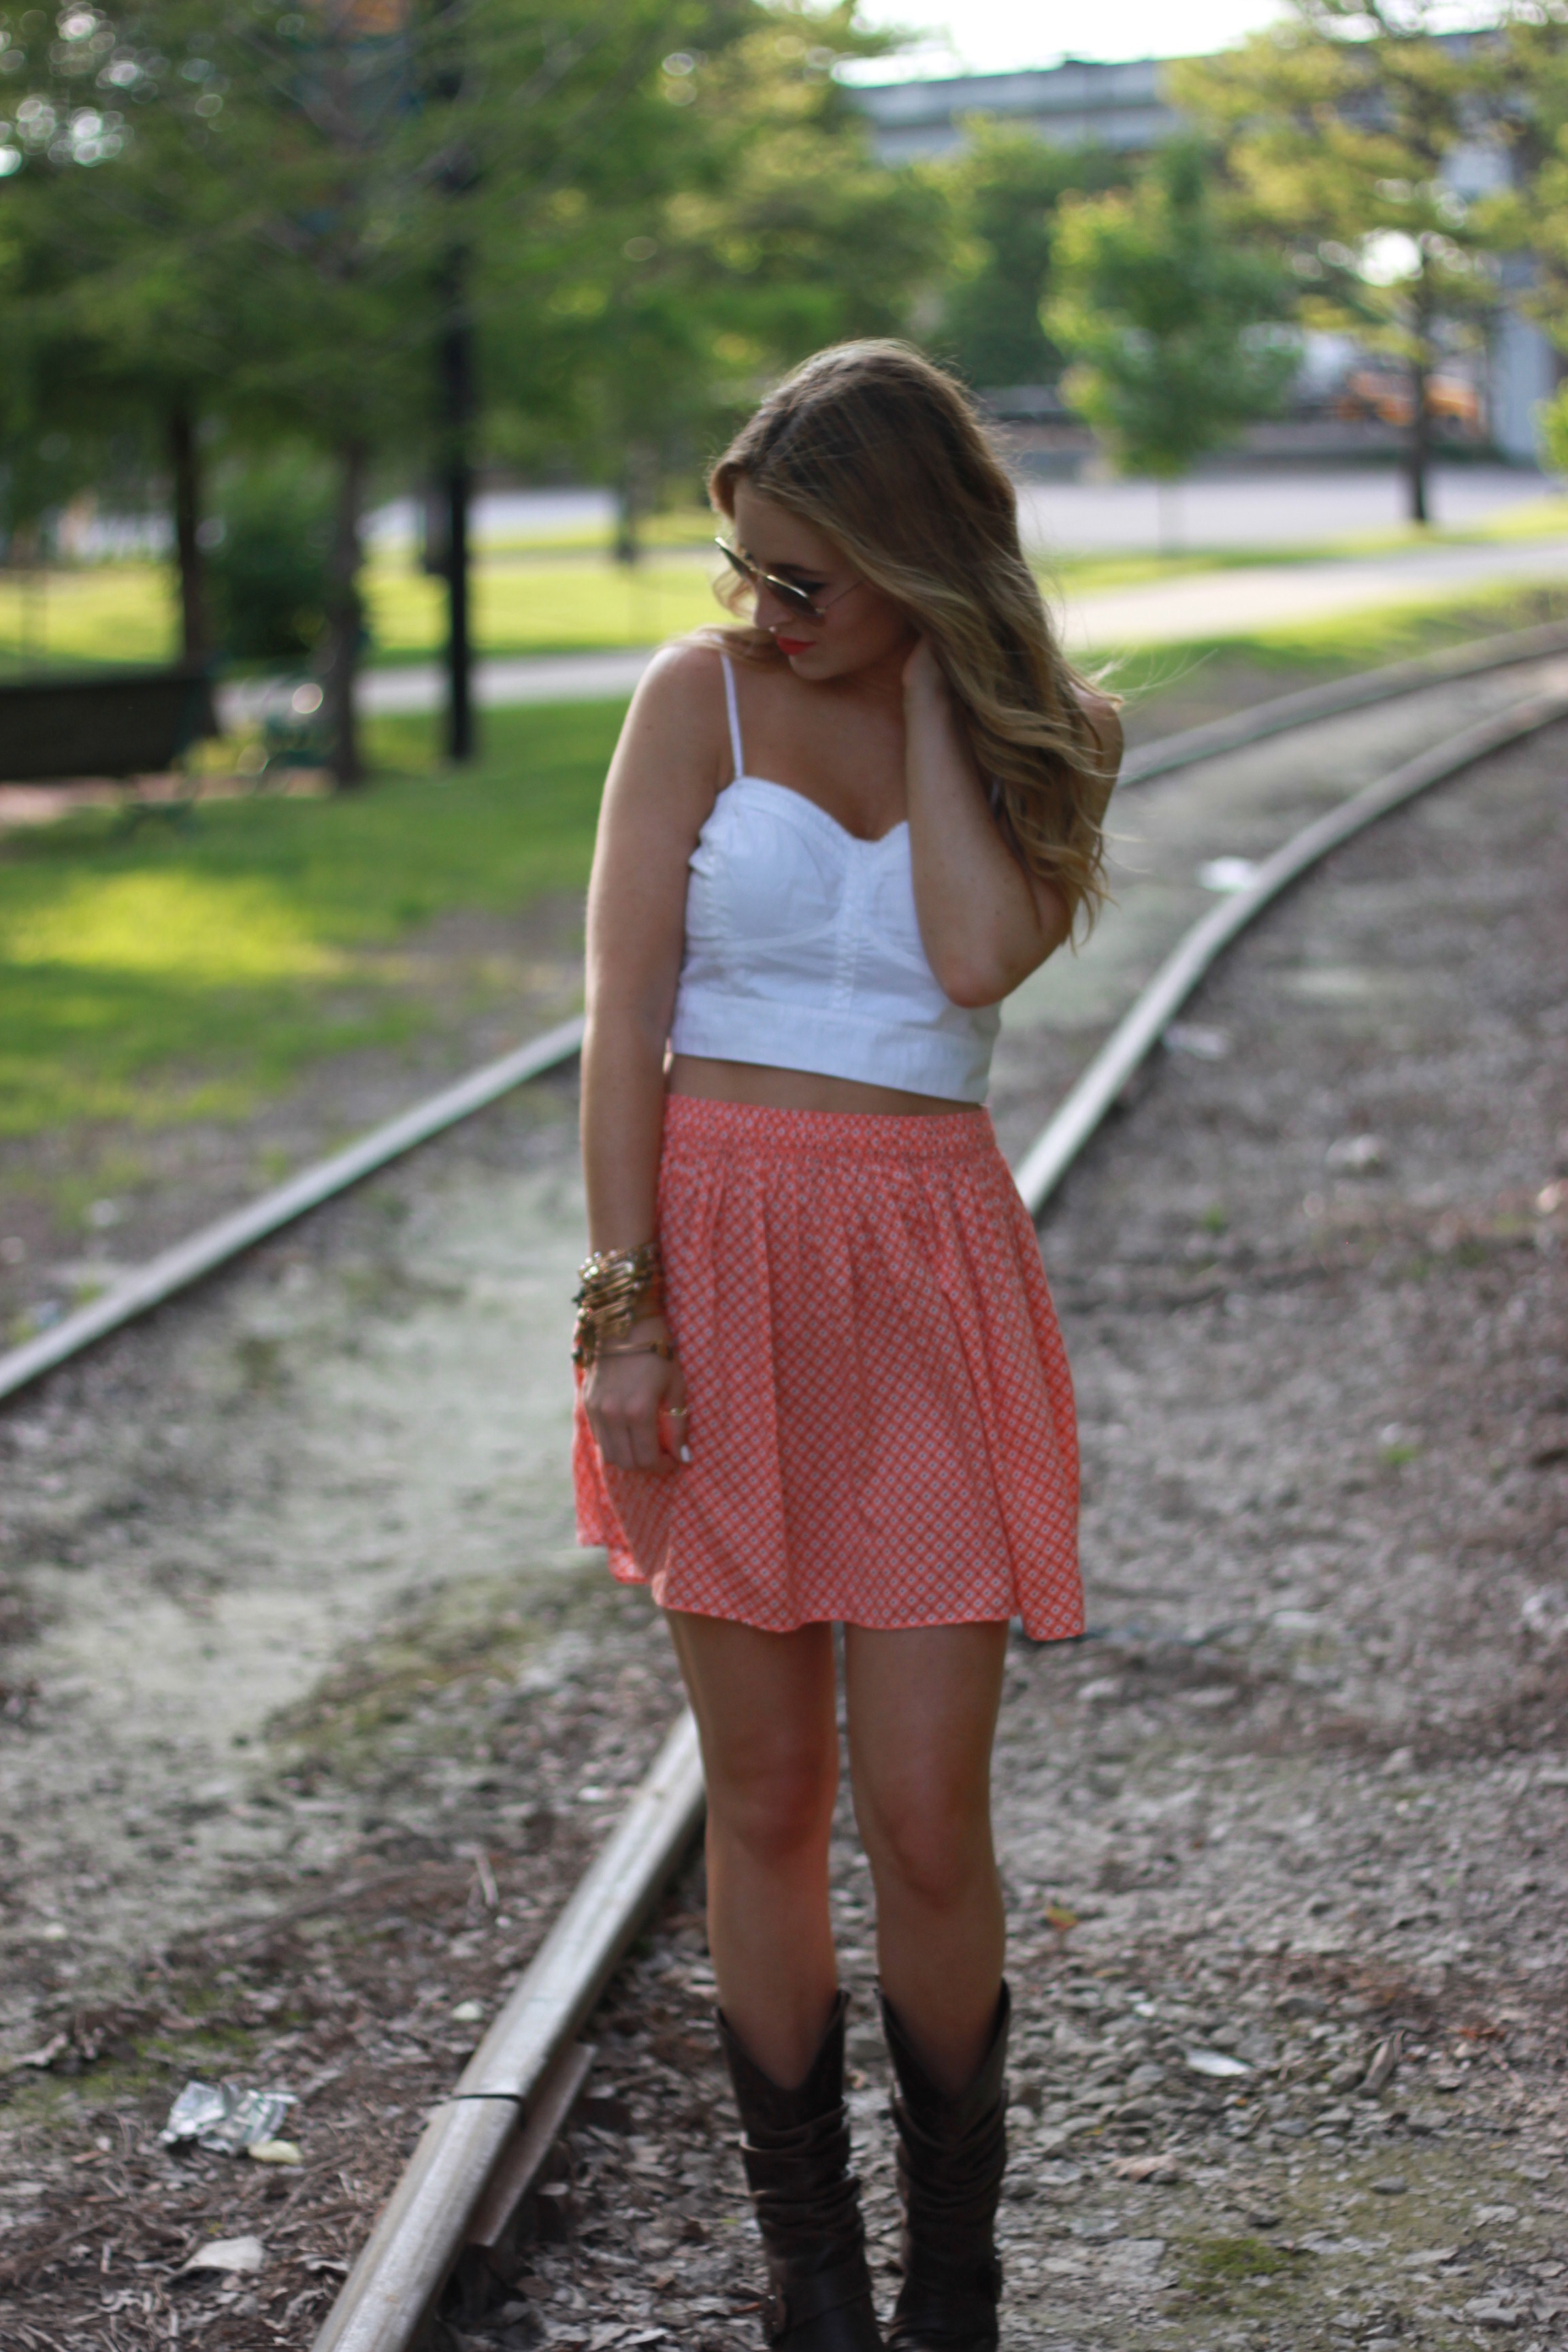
[715,538,862,623]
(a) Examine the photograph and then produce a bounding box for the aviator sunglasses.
[715,538,863,623]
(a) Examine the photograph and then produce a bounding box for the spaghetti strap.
[719,653,745,781]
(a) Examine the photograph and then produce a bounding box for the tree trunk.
[614,441,655,567]
[169,403,208,664]
[439,257,476,764]
[1406,270,1432,528]
[1405,352,1430,525]
[323,438,367,787]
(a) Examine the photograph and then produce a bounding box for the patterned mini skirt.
[572,1092,1082,1640]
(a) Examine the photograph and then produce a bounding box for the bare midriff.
[666,1054,979,1117]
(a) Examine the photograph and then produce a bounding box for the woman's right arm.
[579,644,727,1471]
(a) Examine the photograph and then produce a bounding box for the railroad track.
[2,621,1566,2352]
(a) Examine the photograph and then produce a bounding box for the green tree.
[1171,2,1505,525]
[930,122,1127,394]
[1045,138,1295,546]
[3,0,939,762]
[488,5,948,558]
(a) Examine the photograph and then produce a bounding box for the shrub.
[207,454,333,662]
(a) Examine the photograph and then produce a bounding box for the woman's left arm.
[902,638,1121,1009]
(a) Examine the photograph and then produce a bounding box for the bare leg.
[664,1610,840,2087]
[843,1620,1009,2093]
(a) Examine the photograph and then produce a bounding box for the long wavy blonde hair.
[707,340,1115,935]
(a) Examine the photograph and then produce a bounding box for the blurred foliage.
[1171,1,1518,519]
[1046,140,1296,488]
[5,0,1564,703]
[207,451,333,662]
[926,125,1128,392]
[0,0,943,640]
[1539,385,1568,482]
[483,6,949,555]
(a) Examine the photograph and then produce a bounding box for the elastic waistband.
[661,1091,996,1164]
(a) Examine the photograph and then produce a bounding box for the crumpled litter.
[179,2234,265,2276]
[160,2080,296,2155]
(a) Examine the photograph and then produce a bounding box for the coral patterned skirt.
[572,1093,1082,1640]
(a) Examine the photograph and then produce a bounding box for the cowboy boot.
[880,1983,1010,2352]
[718,1991,885,2351]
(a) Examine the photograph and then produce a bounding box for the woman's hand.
[583,1316,690,1475]
[901,635,949,706]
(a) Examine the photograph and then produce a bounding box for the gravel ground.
[1,708,1564,2349]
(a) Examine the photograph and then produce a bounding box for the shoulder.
[602,638,732,827]
[628,636,731,736]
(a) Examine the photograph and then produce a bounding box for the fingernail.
[679,1445,693,1465]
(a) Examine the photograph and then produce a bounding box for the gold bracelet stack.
[572,1240,668,1366]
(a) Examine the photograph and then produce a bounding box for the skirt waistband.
[661,1090,995,1164]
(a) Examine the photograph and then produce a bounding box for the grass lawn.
[0,555,729,675]
[1096,576,1568,708]
[0,700,623,1141]
[365,553,723,664]
[6,488,1567,676]
[2,576,1565,1162]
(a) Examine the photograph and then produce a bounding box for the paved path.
[356,463,1557,558]
[1051,529,1568,652]
[216,530,1568,729]
[1013,458,1557,550]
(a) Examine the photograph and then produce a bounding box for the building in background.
[853,58,1175,164]
[852,55,1555,465]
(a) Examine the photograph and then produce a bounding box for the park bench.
[0,665,218,811]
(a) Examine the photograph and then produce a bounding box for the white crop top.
[668,656,1000,1103]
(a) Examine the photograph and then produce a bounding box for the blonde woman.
[572,342,1120,2352]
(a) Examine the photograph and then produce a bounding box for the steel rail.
[1013,684,1568,1214]
[312,674,1568,2352]
[1115,615,1568,787]
[1,622,1563,1413]
[314,1713,704,2352]
[0,1015,585,1407]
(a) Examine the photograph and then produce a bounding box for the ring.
[662,1403,690,1418]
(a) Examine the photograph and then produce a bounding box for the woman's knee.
[857,1771,992,1912]
[707,1740,838,1869]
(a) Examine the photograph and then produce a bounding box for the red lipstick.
[776,636,813,655]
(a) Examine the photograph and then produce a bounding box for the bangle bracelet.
[596,1339,677,1361]
[572,1239,665,1364]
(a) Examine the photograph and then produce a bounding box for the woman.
[572,342,1120,2352]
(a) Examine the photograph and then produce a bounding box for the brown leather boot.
[880,1983,1009,2352]
[717,1992,885,2351]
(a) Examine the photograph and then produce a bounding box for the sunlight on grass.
[6,870,350,982]
[0,551,728,674]
[3,574,1565,1151]
[5,500,1564,676]
[1100,578,1568,702]
[0,700,624,1139]
[365,551,725,662]
[0,563,178,674]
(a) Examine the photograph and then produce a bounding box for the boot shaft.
[879,1986,1010,2352]
[718,1994,884,2352]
